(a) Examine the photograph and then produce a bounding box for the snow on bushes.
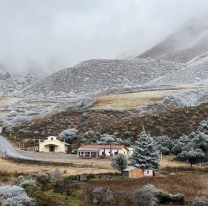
[193,196,208,206]
[16,175,36,188]
[11,115,31,124]
[0,185,34,206]
[59,128,78,142]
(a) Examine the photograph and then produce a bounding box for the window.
[51,137,53,140]
[147,170,149,174]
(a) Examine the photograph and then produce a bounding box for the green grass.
[111,175,128,180]
[45,190,92,206]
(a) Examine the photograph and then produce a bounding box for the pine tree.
[130,127,160,170]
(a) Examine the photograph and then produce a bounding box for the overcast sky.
[0,0,208,75]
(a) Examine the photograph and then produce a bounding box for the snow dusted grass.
[178,85,204,90]
[0,97,21,109]
[91,90,179,110]
[26,101,56,105]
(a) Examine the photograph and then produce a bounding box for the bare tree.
[50,168,63,189]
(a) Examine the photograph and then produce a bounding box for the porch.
[77,149,99,158]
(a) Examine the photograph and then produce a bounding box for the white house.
[39,136,70,153]
[77,145,129,158]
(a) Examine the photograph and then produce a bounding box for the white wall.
[99,148,120,156]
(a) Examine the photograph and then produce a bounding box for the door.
[50,146,54,152]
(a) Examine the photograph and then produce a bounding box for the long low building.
[77,144,129,158]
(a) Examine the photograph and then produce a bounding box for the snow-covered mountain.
[19,59,184,97]
[0,64,8,80]
[136,16,208,63]
[0,74,42,98]
[146,53,208,86]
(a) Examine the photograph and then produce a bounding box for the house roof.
[78,148,99,151]
[122,167,156,171]
[78,145,125,151]
[122,167,136,172]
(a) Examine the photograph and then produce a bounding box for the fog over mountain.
[1,0,208,75]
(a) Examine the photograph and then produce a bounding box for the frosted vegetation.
[111,154,128,171]
[59,128,78,142]
[130,127,160,170]
[16,175,36,188]
[146,54,208,85]
[171,118,208,165]
[95,133,132,147]
[0,73,41,98]
[19,58,183,96]
[0,185,34,206]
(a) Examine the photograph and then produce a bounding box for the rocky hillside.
[146,53,208,85]
[5,103,208,144]
[0,74,42,98]
[19,59,184,96]
[137,16,208,63]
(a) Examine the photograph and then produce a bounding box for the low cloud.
[0,0,208,75]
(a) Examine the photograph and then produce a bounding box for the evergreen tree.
[154,135,174,155]
[111,154,127,172]
[198,118,208,135]
[171,143,183,156]
[130,127,160,170]
[178,147,205,166]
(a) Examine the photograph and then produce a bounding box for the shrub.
[155,189,172,204]
[50,168,63,188]
[0,185,34,206]
[142,184,185,205]
[133,188,158,206]
[16,175,36,189]
[67,175,77,180]
[84,131,95,139]
[193,196,208,206]
[87,173,95,179]
[25,186,56,206]
[37,172,49,189]
[59,128,78,142]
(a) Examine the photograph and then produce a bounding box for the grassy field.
[91,86,203,110]
[91,90,178,110]
[85,173,208,201]
[0,157,115,176]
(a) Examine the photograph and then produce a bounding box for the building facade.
[77,145,129,158]
[122,167,154,178]
[39,136,70,153]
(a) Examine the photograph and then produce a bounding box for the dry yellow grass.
[91,86,204,110]
[91,90,179,110]
[26,101,56,105]
[0,158,115,175]
[160,155,189,167]
[0,97,21,109]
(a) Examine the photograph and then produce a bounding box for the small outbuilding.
[122,167,154,178]
[77,174,87,181]
[39,136,70,153]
